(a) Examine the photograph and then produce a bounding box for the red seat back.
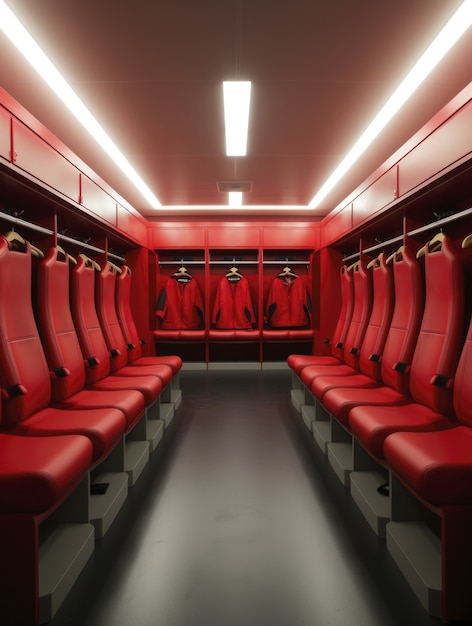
[115,265,142,363]
[342,260,373,369]
[329,264,354,360]
[357,254,394,380]
[70,256,113,384]
[36,248,87,402]
[452,311,472,426]
[380,247,424,394]
[0,237,51,423]
[95,262,129,372]
[409,236,464,414]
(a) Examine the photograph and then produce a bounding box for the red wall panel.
[13,120,80,202]
[352,167,397,228]
[81,174,117,225]
[0,107,10,162]
[207,227,261,248]
[262,225,319,248]
[322,205,352,247]
[117,204,147,244]
[152,226,206,248]
[399,101,472,196]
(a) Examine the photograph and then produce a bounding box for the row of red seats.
[288,232,472,621]
[154,329,314,341]
[0,233,182,625]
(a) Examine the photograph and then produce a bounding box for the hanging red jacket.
[212,274,256,329]
[156,276,204,329]
[265,275,311,328]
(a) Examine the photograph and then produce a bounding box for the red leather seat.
[0,432,92,514]
[70,255,168,408]
[300,258,374,388]
[384,427,472,505]
[0,238,126,462]
[319,247,424,424]
[96,262,173,386]
[287,263,354,373]
[37,248,149,424]
[308,254,393,401]
[383,262,472,504]
[350,235,464,459]
[116,265,182,374]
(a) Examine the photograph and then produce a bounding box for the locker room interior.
[1,1,472,624]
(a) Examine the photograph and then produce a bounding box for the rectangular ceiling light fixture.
[223,81,251,156]
[308,0,472,209]
[0,0,161,209]
[228,191,243,207]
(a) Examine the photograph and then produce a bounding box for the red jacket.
[212,275,255,329]
[265,275,311,328]
[156,276,204,329]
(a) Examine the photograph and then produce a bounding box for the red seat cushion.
[99,373,162,407]
[132,355,182,374]
[287,354,342,374]
[300,364,356,387]
[57,387,146,429]
[310,372,378,403]
[208,330,260,341]
[0,433,92,513]
[351,402,454,460]
[154,330,206,341]
[263,330,313,341]
[321,385,408,427]
[384,426,472,505]
[115,364,173,387]
[9,406,126,463]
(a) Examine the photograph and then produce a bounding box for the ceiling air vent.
[217,180,253,193]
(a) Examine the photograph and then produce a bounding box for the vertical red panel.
[322,205,353,247]
[0,107,11,162]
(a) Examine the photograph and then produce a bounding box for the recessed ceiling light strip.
[308,0,472,209]
[0,0,161,209]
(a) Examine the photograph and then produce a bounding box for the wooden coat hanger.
[5,230,44,259]
[225,266,242,280]
[278,266,298,278]
[173,266,192,279]
[79,253,101,271]
[416,231,445,259]
[347,260,359,272]
[367,253,383,270]
[107,261,122,274]
[386,245,404,265]
[462,233,472,249]
[57,245,77,265]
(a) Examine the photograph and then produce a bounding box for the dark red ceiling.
[0,0,471,217]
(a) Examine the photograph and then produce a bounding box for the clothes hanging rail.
[57,233,105,255]
[159,256,205,266]
[108,251,126,263]
[362,234,404,256]
[0,210,125,260]
[341,205,472,263]
[407,205,472,238]
[0,210,54,236]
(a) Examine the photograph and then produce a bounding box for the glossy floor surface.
[50,368,444,626]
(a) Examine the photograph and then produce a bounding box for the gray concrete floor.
[50,369,444,626]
